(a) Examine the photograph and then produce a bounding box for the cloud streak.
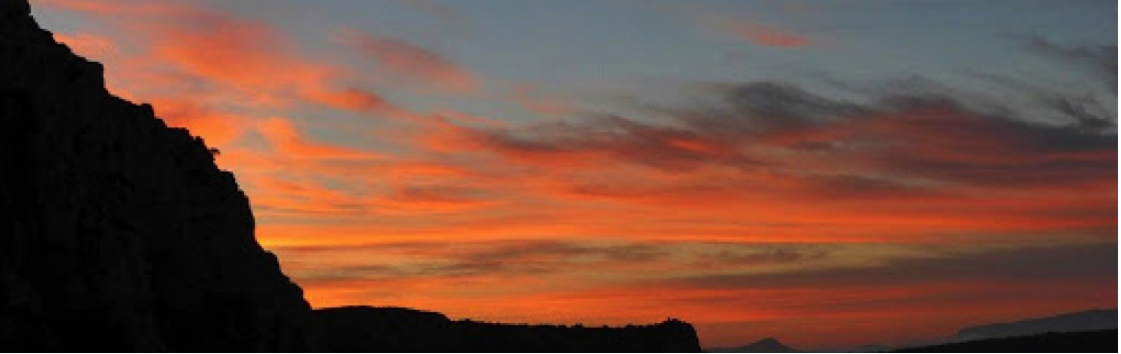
[696,12,808,48]
[336,28,477,93]
[1023,35,1118,91]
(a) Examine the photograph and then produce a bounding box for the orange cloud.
[703,14,807,47]
[256,117,381,160]
[719,21,806,47]
[35,0,186,16]
[336,28,478,93]
[53,32,117,60]
[308,88,394,113]
[37,0,412,125]
[509,83,581,116]
[149,20,326,98]
[145,97,248,147]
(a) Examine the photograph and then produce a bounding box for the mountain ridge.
[953,308,1117,342]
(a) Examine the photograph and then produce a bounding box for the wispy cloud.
[37,0,399,136]
[509,83,581,116]
[400,0,467,33]
[336,28,477,93]
[53,32,116,60]
[697,12,808,48]
[1022,35,1117,90]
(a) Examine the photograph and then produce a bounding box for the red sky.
[33,0,1117,349]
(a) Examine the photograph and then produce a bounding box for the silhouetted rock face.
[316,306,703,352]
[0,0,321,351]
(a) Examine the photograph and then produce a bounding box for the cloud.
[399,0,467,33]
[145,97,249,146]
[256,117,380,160]
[336,28,477,93]
[355,70,1115,248]
[662,242,1117,290]
[698,244,828,267]
[53,32,117,61]
[700,13,807,48]
[447,79,1115,195]
[509,83,581,116]
[1023,35,1117,90]
[35,0,187,16]
[36,0,417,127]
[307,87,395,114]
[274,240,834,284]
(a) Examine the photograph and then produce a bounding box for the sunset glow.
[32,0,1117,349]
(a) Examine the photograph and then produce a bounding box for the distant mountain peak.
[710,337,798,353]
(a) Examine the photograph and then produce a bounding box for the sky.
[30,0,1118,349]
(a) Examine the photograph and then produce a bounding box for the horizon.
[29,0,1118,349]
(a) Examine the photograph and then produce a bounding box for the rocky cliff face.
[0,0,321,351]
[317,306,703,352]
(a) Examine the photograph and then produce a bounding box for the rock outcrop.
[0,0,320,351]
[317,306,703,352]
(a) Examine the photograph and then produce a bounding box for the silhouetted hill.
[317,306,703,352]
[894,329,1117,353]
[954,309,1117,342]
[709,337,798,353]
[0,0,320,351]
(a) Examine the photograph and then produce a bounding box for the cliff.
[317,306,703,352]
[0,0,320,350]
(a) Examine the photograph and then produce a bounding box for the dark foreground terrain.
[895,330,1118,353]
[317,306,700,352]
[0,0,700,351]
[953,309,1117,342]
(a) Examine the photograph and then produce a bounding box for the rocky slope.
[0,0,320,350]
[317,306,702,352]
